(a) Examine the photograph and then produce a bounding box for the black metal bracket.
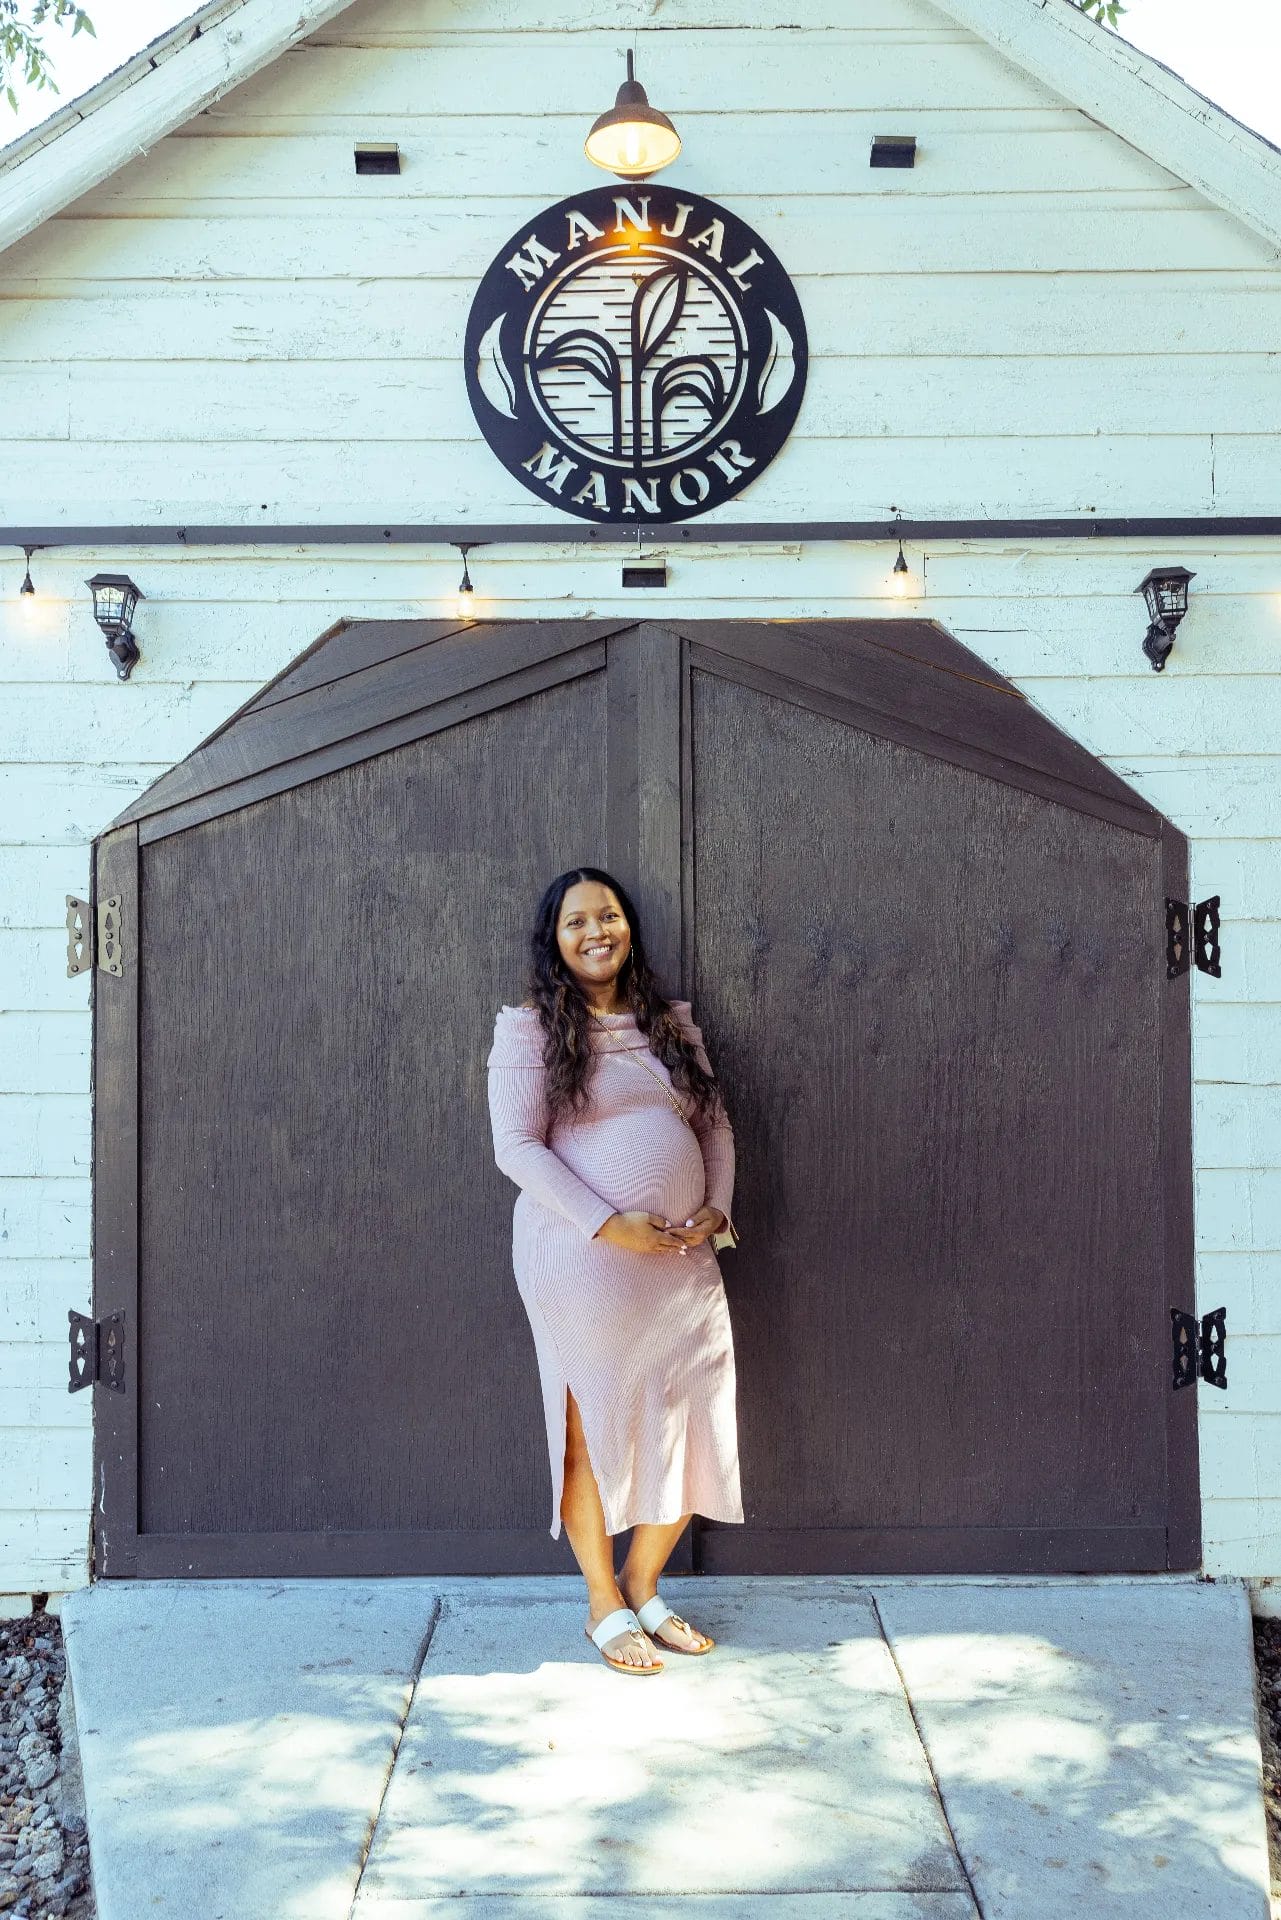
[68,1310,126,1393]
[1166,895,1220,979]
[1171,1305,1226,1390]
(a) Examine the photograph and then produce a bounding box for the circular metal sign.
[465,185,807,524]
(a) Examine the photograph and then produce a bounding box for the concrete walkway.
[59,1574,1272,1919]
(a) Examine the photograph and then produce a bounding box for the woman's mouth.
[583,944,614,958]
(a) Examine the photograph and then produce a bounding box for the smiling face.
[556,880,632,1005]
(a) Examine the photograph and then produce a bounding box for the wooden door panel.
[134,668,609,1555]
[686,662,1176,1571]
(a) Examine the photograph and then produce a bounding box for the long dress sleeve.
[677,1009,738,1242]
[487,1040,618,1242]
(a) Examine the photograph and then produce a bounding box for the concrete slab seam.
[867,1589,987,1920]
[345,1592,445,1920]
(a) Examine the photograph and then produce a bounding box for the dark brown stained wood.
[105,619,631,836]
[685,620,1162,834]
[249,619,465,711]
[687,643,1157,841]
[688,667,1171,1573]
[137,643,609,845]
[129,1530,613,1577]
[606,624,683,987]
[90,615,1196,1577]
[134,673,610,1552]
[90,825,139,1577]
[771,615,1027,695]
[697,1526,1169,1575]
[1160,820,1201,1570]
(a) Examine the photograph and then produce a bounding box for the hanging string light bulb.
[19,545,37,595]
[888,512,917,599]
[454,544,476,621]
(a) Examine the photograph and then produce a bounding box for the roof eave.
[0,0,358,262]
[939,0,1281,256]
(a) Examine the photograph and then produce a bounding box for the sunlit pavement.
[59,1573,1271,1919]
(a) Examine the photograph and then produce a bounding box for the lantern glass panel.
[89,577,140,635]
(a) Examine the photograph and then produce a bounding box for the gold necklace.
[589,1008,691,1120]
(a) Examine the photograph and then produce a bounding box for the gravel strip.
[0,1600,94,1920]
[1253,1614,1281,1918]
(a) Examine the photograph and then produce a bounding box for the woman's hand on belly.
[666,1205,727,1248]
[595,1210,690,1253]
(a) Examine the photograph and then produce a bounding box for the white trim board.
[0,0,1280,263]
[939,0,1281,253]
[0,0,359,257]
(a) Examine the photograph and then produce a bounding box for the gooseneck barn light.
[86,571,144,680]
[585,50,681,180]
[1137,564,1196,671]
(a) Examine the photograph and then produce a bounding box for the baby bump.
[552,1109,706,1222]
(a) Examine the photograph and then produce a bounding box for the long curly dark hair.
[524,866,722,1128]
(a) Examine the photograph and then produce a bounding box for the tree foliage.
[2,2,95,117]
[1076,1,1128,22]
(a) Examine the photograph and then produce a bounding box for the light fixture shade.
[1137,565,1195,628]
[585,53,681,179]
[85,571,144,637]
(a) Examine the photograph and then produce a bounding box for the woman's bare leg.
[560,1387,660,1668]
[619,1518,714,1652]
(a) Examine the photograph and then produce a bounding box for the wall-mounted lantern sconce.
[585,50,681,180]
[1137,565,1195,671]
[85,572,144,680]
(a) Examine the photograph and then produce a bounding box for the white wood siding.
[2,0,1279,1590]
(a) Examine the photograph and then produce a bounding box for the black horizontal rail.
[5,517,1281,549]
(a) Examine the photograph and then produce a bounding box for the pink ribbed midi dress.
[486,1000,745,1539]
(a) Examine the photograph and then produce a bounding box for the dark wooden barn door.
[90,618,1197,1577]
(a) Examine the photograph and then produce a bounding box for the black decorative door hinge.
[66,894,125,977]
[1171,1305,1226,1390]
[1166,895,1220,979]
[68,1310,126,1393]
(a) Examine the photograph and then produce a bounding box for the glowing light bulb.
[890,538,914,599]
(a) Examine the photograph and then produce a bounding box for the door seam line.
[867,1589,988,1920]
[345,1592,444,1918]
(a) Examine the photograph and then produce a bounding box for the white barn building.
[1,0,1280,1600]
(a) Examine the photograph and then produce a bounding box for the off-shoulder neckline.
[498,1000,692,1025]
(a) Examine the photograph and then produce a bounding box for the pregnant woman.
[486,865,744,1676]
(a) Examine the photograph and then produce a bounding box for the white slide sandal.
[584,1606,663,1674]
[635,1591,716,1655]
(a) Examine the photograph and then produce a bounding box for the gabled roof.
[2,0,1280,261]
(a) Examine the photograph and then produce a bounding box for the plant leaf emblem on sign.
[464,185,808,524]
